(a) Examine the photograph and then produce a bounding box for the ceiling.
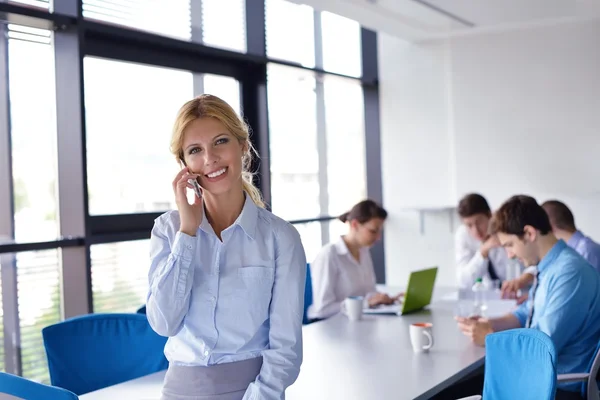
[290,0,600,41]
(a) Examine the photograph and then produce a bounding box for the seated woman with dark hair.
[307,200,402,320]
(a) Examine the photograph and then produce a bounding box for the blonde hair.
[170,94,265,208]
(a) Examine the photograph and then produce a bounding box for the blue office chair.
[136,304,147,314]
[303,263,313,324]
[42,313,168,395]
[483,329,558,400]
[0,371,79,400]
[460,330,600,400]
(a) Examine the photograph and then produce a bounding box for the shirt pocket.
[235,266,275,326]
[238,266,274,281]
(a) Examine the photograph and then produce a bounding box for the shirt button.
[186,245,192,249]
[210,296,216,303]
[204,350,209,357]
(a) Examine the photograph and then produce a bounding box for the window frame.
[0,0,383,378]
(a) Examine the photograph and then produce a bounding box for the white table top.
[79,369,166,400]
[286,299,500,400]
[80,288,516,400]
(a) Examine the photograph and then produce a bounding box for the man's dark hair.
[541,200,576,232]
[490,195,552,236]
[458,193,491,218]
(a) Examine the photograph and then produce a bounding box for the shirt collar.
[567,230,584,248]
[235,193,258,239]
[334,236,350,255]
[537,239,567,274]
[198,192,258,240]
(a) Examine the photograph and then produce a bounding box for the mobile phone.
[188,178,203,199]
[180,159,203,199]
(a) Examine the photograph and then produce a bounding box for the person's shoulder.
[454,224,469,241]
[310,241,342,269]
[256,208,301,243]
[154,210,181,231]
[454,224,477,248]
[584,234,600,253]
[316,242,338,258]
[561,244,589,264]
[554,245,597,279]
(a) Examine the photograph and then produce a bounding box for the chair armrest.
[557,373,590,383]
[455,396,482,400]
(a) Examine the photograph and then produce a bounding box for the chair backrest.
[0,371,79,400]
[136,305,147,314]
[303,263,313,324]
[483,329,557,400]
[42,313,168,395]
[584,339,600,400]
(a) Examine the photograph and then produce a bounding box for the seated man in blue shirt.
[542,200,600,271]
[453,195,600,400]
[501,199,600,299]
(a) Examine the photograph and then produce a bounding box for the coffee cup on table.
[410,322,434,352]
[341,296,363,321]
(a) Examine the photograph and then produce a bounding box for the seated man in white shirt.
[455,193,530,289]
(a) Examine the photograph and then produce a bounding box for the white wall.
[379,19,600,287]
[379,37,456,210]
[378,34,458,286]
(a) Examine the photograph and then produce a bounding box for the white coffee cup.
[341,296,364,321]
[410,322,434,353]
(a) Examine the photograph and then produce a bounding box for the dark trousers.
[431,368,584,400]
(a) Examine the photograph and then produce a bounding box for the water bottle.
[471,278,488,317]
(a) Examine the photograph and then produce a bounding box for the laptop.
[364,266,438,315]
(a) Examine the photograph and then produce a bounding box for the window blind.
[83,0,192,41]
[8,0,49,10]
[7,25,51,44]
[91,240,149,314]
[17,250,61,384]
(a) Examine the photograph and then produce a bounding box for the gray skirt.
[161,357,263,400]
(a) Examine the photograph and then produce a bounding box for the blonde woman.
[147,95,306,400]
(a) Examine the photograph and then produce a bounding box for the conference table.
[80,287,516,400]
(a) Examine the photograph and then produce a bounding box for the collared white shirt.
[307,236,377,320]
[455,224,515,289]
[146,194,306,400]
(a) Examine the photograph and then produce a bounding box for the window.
[201,0,246,52]
[84,59,243,215]
[8,26,58,243]
[84,58,193,215]
[83,0,192,41]
[267,64,320,220]
[92,240,149,313]
[265,0,315,67]
[200,74,241,115]
[82,0,247,52]
[320,11,362,77]
[8,0,49,9]
[324,75,366,215]
[294,222,322,264]
[17,249,61,384]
